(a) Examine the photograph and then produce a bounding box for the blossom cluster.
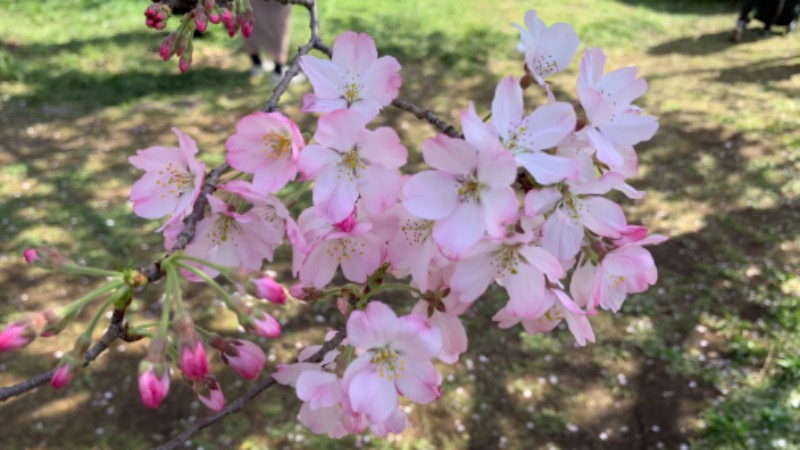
[1,9,664,439]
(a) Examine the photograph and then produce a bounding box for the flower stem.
[63,264,122,278]
[173,261,236,310]
[174,254,234,277]
[358,283,422,308]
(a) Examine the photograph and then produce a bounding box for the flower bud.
[0,314,44,351]
[21,247,70,270]
[178,41,193,73]
[175,316,208,380]
[194,5,208,33]
[160,32,178,61]
[208,9,221,24]
[194,376,225,411]
[138,337,170,409]
[51,356,79,389]
[288,283,307,300]
[251,276,286,305]
[243,310,282,338]
[23,249,40,264]
[210,335,266,379]
[238,10,254,38]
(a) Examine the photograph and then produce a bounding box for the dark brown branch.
[152,328,347,450]
[0,308,128,402]
[391,99,463,139]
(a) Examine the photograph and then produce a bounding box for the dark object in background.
[731,0,799,41]
[754,0,800,27]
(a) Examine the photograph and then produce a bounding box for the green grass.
[2,0,800,449]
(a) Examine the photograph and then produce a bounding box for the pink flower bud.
[160,33,177,61]
[179,52,192,73]
[212,336,266,379]
[220,9,233,26]
[146,18,155,28]
[337,296,350,316]
[252,276,286,305]
[194,376,224,411]
[155,20,168,31]
[22,249,39,264]
[246,310,282,338]
[138,362,170,409]
[288,284,307,300]
[0,314,44,351]
[51,358,77,389]
[208,10,221,24]
[194,6,208,33]
[0,321,33,351]
[176,316,208,380]
[204,0,216,10]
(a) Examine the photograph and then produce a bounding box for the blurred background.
[1,0,799,448]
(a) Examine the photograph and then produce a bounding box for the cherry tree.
[0,0,664,447]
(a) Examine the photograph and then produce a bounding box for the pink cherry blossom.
[515,10,580,88]
[490,76,579,184]
[179,340,208,380]
[403,108,518,256]
[494,288,595,346]
[293,207,386,289]
[225,111,304,194]
[129,128,205,227]
[576,229,667,312]
[182,192,286,280]
[214,336,267,379]
[576,48,658,167]
[343,302,442,425]
[450,233,564,319]
[138,362,170,409]
[297,109,407,224]
[251,275,287,304]
[383,203,441,292]
[195,377,225,412]
[524,172,629,263]
[300,31,402,120]
[411,297,468,364]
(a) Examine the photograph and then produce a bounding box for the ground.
[1,0,800,449]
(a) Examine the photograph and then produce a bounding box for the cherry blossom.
[293,207,385,289]
[297,109,407,224]
[195,376,225,412]
[490,76,580,184]
[225,112,304,194]
[300,31,402,120]
[129,128,205,227]
[138,362,170,409]
[213,337,266,379]
[403,107,518,256]
[343,302,442,425]
[514,10,580,89]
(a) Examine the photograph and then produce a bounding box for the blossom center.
[532,53,558,78]
[337,150,365,181]
[327,238,366,263]
[456,175,484,202]
[609,274,626,289]
[370,345,405,380]
[157,162,195,196]
[262,131,291,159]
[493,244,522,275]
[210,215,241,244]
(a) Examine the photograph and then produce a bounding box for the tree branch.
[152,328,347,450]
[0,308,128,402]
[391,99,463,139]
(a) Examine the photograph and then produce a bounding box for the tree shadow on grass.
[613,0,739,15]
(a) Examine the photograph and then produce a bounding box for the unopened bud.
[250,276,286,305]
[194,5,208,33]
[160,32,178,61]
[0,313,45,351]
[179,46,193,73]
[194,376,225,411]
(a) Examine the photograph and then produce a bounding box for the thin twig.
[391,98,462,139]
[0,308,128,402]
[152,328,347,450]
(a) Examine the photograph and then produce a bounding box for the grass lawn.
[1,0,800,448]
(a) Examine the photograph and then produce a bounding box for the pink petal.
[348,301,399,349]
[516,151,581,185]
[476,142,517,188]
[313,165,359,224]
[297,144,340,180]
[601,112,659,146]
[578,48,605,88]
[358,127,407,169]
[461,102,496,150]
[395,359,441,404]
[450,247,496,303]
[570,171,625,196]
[302,94,349,114]
[313,109,366,152]
[332,31,377,74]
[340,236,383,283]
[503,268,551,319]
[517,101,576,152]
[537,22,580,78]
[421,134,477,175]
[347,361,397,423]
[360,56,402,106]
[394,314,442,360]
[491,76,524,142]
[433,201,485,256]
[585,127,624,167]
[297,370,341,410]
[577,197,627,238]
[359,166,401,217]
[479,187,518,238]
[299,241,340,289]
[578,86,614,126]
[402,171,459,220]
[569,261,596,309]
[299,54,344,99]
[518,245,564,279]
[541,209,584,262]
[597,66,647,107]
[524,187,562,217]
